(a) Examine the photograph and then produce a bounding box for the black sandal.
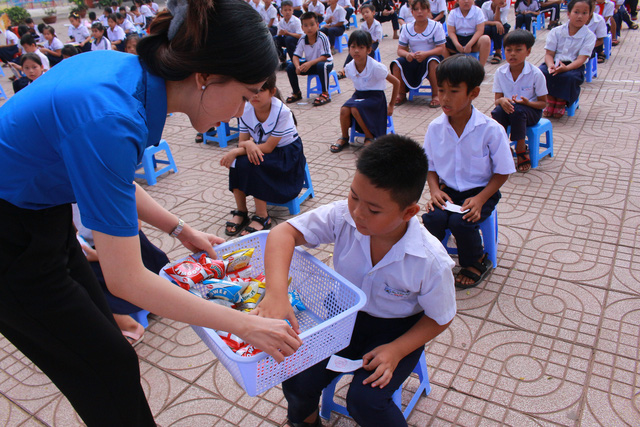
[225,210,250,236]
[195,133,203,143]
[286,92,302,103]
[312,93,331,106]
[489,54,502,64]
[455,254,493,289]
[597,53,606,63]
[515,146,531,172]
[330,137,349,153]
[337,70,346,80]
[241,215,272,235]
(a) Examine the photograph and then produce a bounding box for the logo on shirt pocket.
[383,284,411,298]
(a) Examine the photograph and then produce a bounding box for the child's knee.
[449,213,476,234]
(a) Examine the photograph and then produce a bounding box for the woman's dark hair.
[436,54,485,93]
[503,29,536,49]
[411,0,429,10]
[20,52,42,67]
[137,0,279,83]
[42,25,56,37]
[568,0,594,12]
[348,29,372,48]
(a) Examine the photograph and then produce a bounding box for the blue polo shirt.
[0,50,167,237]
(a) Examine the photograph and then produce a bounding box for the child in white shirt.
[39,26,64,66]
[483,0,511,63]
[445,0,491,66]
[337,4,383,73]
[107,13,127,51]
[91,22,111,51]
[321,0,347,48]
[68,12,92,52]
[304,0,326,22]
[430,0,448,23]
[398,2,416,26]
[275,1,305,64]
[515,0,540,32]
[423,55,515,288]
[587,9,608,62]
[0,28,20,65]
[117,12,136,35]
[261,0,279,35]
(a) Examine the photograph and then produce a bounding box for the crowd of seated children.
[68,12,92,53]
[587,4,608,62]
[321,0,348,48]
[492,30,547,172]
[331,30,400,152]
[11,53,44,94]
[275,1,305,67]
[391,0,446,107]
[483,0,511,63]
[220,74,307,236]
[337,4,383,78]
[304,0,326,22]
[286,11,334,106]
[373,0,401,39]
[515,0,541,31]
[423,54,515,288]
[445,0,491,67]
[540,0,595,118]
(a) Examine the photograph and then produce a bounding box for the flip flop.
[330,137,349,153]
[122,322,145,347]
[553,104,566,118]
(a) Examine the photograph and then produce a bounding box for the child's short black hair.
[436,54,485,92]
[129,5,137,12]
[360,3,375,13]
[89,11,97,20]
[104,7,113,14]
[568,0,594,13]
[300,11,319,23]
[17,25,29,37]
[62,45,79,57]
[348,29,372,48]
[20,33,36,46]
[24,17,34,25]
[20,52,42,67]
[92,22,105,33]
[108,13,118,23]
[503,28,535,49]
[37,23,46,33]
[412,0,430,9]
[281,0,294,7]
[356,135,428,208]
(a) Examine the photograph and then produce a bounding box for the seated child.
[422,54,515,288]
[491,30,547,172]
[540,0,596,118]
[39,26,64,66]
[10,34,49,73]
[338,0,356,25]
[125,33,140,55]
[595,0,617,44]
[117,12,137,35]
[220,74,307,236]
[91,23,111,51]
[11,53,44,94]
[99,7,112,27]
[587,7,608,63]
[445,0,491,66]
[515,0,541,32]
[430,0,449,24]
[373,0,401,39]
[399,0,416,25]
[304,0,326,23]
[68,12,92,53]
[131,6,146,28]
[260,0,279,36]
[275,1,305,66]
[330,30,400,152]
[337,4,383,76]
[321,0,347,48]
[0,28,20,66]
[482,0,511,63]
[286,12,334,106]
[107,13,127,51]
[88,11,99,26]
[292,0,304,17]
[539,0,562,28]
[391,0,446,107]
[61,45,80,59]
[613,0,639,35]
[257,135,455,427]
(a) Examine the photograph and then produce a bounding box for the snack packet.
[236,344,262,357]
[238,279,266,312]
[289,290,307,314]
[195,253,226,279]
[163,259,210,290]
[203,278,249,303]
[223,248,255,274]
[216,331,245,352]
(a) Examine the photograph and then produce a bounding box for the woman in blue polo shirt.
[0,1,302,425]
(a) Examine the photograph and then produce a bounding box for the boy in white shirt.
[256,135,456,427]
[587,8,608,62]
[338,0,355,27]
[275,0,305,65]
[491,30,547,172]
[261,0,279,35]
[8,33,50,79]
[423,55,515,288]
[483,0,511,63]
[445,0,491,66]
[595,0,617,43]
[117,12,136,35]
[304,0,326,22]
[321,0,347,48]
[430,0,448,24]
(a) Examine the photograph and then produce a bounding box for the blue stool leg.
[141,150,157,186]
[320,374,350,419]
[480,211,498,268]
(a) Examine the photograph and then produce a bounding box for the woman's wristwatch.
[169,218,185,238]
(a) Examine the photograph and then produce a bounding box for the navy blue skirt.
[342,90,388,138]
[391,55,442,90]
[229,137,306,204]
[539,63,585,105]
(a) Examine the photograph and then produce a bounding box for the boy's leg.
[320,26,332,46]
[351,107,374,139]
[285,35,299,61]
[422,207,450,242]
[286,61,302,95]
[490,105,511,135]
[495,23,509,52]
[282,361,342,423]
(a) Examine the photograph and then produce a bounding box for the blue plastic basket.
[160,231,366,396]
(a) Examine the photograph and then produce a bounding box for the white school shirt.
[292,0,304,8]
[595,0,614,18]
[430,0,448,16]
[68,24,90,43]
[362,19,383,43]
[278,15,304,35]
[545,23,596,62]
[288,200,457,323]
[239,97,299,147]
[424,107,516,192]
[261,4,279,26]
[249,1,263,11]
[515,0,539,13]
[119,19,136,34]
[91,36,111,51]
[398,4,415,24]
[107,25,126,43]
[294,31,333,62]
[399,20,446,52]
[493,60,548,102]
[99,15,109,27]
[324,4,348,26]
[482,1,511,24]
[338,0,353,9]
[134,14,146,26]
[345,55,388,91]
[43,37,64,51]
[587,13,608,39]
[35,50,50,70]
[307,1,325,15]
[150,2,159,13]
[447,6,486,36]
[2,29,19,45]
[140,5,154,17]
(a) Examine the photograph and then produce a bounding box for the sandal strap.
[469,254,491,274]
[230,209,249,219]
[458,268,481,282]
[251,215,271,227]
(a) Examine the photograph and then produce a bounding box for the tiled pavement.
[1,9,639,427]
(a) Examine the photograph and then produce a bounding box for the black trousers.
[286,60,334,94]
[0,200,155,426]
[491,103,542,141]
[375,12,399,30]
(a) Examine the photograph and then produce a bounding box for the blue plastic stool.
[202,119,239,148]
[130,309,151,328]
[267,163,314,215]
[520,22,537,38]
[604,34,612,59]
[349,13,358,29]
[307,70,341,98]
[490,40,506,59]
[320,352,431,421]
[134,139,178,186]
[566,97,579,117]
[408,84,432,101]
[442,210,499,268]
[536,13,545,30]
[0,83,7,101]
[467,51,480,60]
[334,33,349,53]
[507,118,554,169]
[374,48,381,62]
[585,56,597,82]
[349,116,395,142]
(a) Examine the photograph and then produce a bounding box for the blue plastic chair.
[585,56,597,82]
[442,210,499,268]
[536,13,546,30]
[320,352,431,421]
[490,40,506,59]
[566,97,579,117]
[130,309,151,328]
[307,70,341,98]
[604,34,612,59]
[507,118,554,169]
[520,22,537,38]
[349,13,358,29]
[134,139,178,186]
[267,163,314,215]
[374,48,381,62]
[202,119,240,148]
[467,51,480,60]
[334,33,349,53]
[408,84,432,101]
[349,116,395,143]
[0,83,7,101]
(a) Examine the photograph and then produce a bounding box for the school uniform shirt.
[430,0,448,16]
[338,0,353,10]
[150,2,159,13]
[493,60,548,101]
[278,15,304,35]
[35,50,51,70]
[595,0,614,18]
[107,25,126,43]
[260,4,279,26]
[398,4,415,24]
[99,15,109,27]
[362,19,383,43]
[3,29,20,46]
[587,12,608,39]
[239,97,299,146]
[134,14,146,26]
[482,1,511,24]
[68,24,90,43]
[288,200,457,324]
[249,1,263,12]
[399,20,446,52]
[447,5,486,36]
[515,0,539,13]
[292,0,304,8]
[307,1,325,15]
[324,4,348,26]
[140,5,154,17]
[345,55,388,91]
[293,31,333,62]
[119,19,136,34]
[545,23,596,62]
[0,50,167,237]
[91,36,111,51]
[424,106,516,192]
[43,37,64,52]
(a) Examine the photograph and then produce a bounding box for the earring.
[201,85,206,90]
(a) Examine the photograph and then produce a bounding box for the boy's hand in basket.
[252,293,302,334]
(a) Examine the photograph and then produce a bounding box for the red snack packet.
[196,253,226,279]
[163,259,209,290]
[236,344,263,357]
[216,331,245,352]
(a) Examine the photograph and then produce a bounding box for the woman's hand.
[177,224,225,259]
[238,315,303,363]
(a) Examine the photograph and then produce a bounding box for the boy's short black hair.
[20,33,35,46]
[24,17,34,24]
[37,23,46,33]
[503,29,535,49]
[62,45,79,57]
[300,11,319,23]
[89,11,97,20]
[281,0,294,8]
[360,3,375,12]
[348,29,372,48]
[436,54,485,93]
[356,135,428,208]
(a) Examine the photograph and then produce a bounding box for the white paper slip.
[327,355,363,373]
[443,201,470,214]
